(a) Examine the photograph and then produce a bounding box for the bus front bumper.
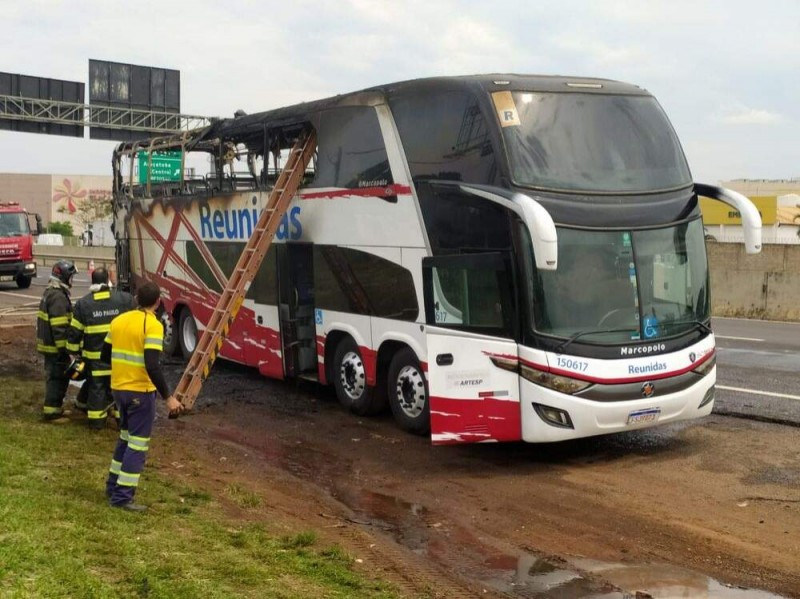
[520,367,716,443]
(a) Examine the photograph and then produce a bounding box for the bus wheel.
[333,337,383,415]
[387,348,430,435]
[16,275,31,289]
[160,309,179,356]
[178,308,198,359]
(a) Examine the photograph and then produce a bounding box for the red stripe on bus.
[519,350,715,385]
[299,184,411,200]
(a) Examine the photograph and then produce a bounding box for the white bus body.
[113,75,760,445]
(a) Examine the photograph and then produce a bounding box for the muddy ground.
[4,322,800,598]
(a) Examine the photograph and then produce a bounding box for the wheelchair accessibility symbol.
[643,314,660,339]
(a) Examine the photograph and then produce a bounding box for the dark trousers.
[43,354,70,418]
[83,362,116,429]
[106,389,156,505]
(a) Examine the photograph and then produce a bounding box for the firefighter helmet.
[65,356,87,381]
[51,260,77,287]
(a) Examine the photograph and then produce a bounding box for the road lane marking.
[715,316,800,326]
[718,385,800,402]
[0,291,43,301]
[715,335,764,342]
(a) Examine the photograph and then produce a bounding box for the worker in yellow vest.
[101,281,183,511]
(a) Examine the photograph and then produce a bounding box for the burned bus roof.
[113,74,650,155]
[204,74,649,145]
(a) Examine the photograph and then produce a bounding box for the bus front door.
[422,253,522,445]
[277,243,316,378]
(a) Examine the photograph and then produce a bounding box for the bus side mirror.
[695,183,762,254]
[34,214,43,236]
[511,193,558,271]
[456,184,559,271]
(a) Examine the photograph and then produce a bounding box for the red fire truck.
[0,201,42,289]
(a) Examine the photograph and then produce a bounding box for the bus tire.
[178,307,198,359]
[160,309,179,356]
[387,348,430,435]
[333,337,383,416]
[16,275,31,289]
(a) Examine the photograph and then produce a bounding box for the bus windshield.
[530,219,710,343]
[0,213,29,237]
[501,92,692,193]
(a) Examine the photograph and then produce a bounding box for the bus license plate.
[627,407,661,425]
[0,275,13,282]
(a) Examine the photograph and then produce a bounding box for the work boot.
[110,502,148,513]
[42,412,70,424]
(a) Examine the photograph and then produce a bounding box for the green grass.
[0,377,399,598]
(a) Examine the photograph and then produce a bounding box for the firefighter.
[67,267,135,430]
[102,281,183,511]
[36,260,77,420]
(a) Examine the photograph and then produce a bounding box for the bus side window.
[423,253,515,339]
[390,90,498,185]
[416,182,513,256]
[309,107,393,190]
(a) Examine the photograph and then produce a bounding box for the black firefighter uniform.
[36,281,72,417]
[67,286,135,427]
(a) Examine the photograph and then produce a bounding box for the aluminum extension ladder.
[173,126,317,410]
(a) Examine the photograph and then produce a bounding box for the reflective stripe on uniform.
[127,435,150,452]
[42,406,62,414]
[82,349,102,360]
[109,459,122,475]
[143,337,163,350]
[50,316,69,326]
[54,339,67,348]
[37,343,58,354]
[37,311,50,321]
[66,341,81,353]
[111,350,145,366]
[92,369,112,376]
[117,471,140,487]
[70,318,85,331]
[119,429,129,441]
[86,324,111,335]
[88,410,105,420]
[93,291,111,300]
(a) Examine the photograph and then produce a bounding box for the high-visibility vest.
[105,309,164,392]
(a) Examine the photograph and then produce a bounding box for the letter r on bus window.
[504,111,514,122]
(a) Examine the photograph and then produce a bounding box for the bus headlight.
[520,363,592,395]
[24,262,36,271]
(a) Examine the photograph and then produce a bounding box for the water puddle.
[478,552,786,598]
[203,424,788,598]
[330,488,429,554]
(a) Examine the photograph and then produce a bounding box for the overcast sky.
[1,0,798,183]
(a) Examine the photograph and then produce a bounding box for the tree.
[47,221,74,236]
[73,195,113,233]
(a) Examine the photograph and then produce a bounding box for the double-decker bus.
[112,74,761,445]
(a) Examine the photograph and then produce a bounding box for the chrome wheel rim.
[182,314,197,354]
[340,350,366,401]
[395,365,426,418]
